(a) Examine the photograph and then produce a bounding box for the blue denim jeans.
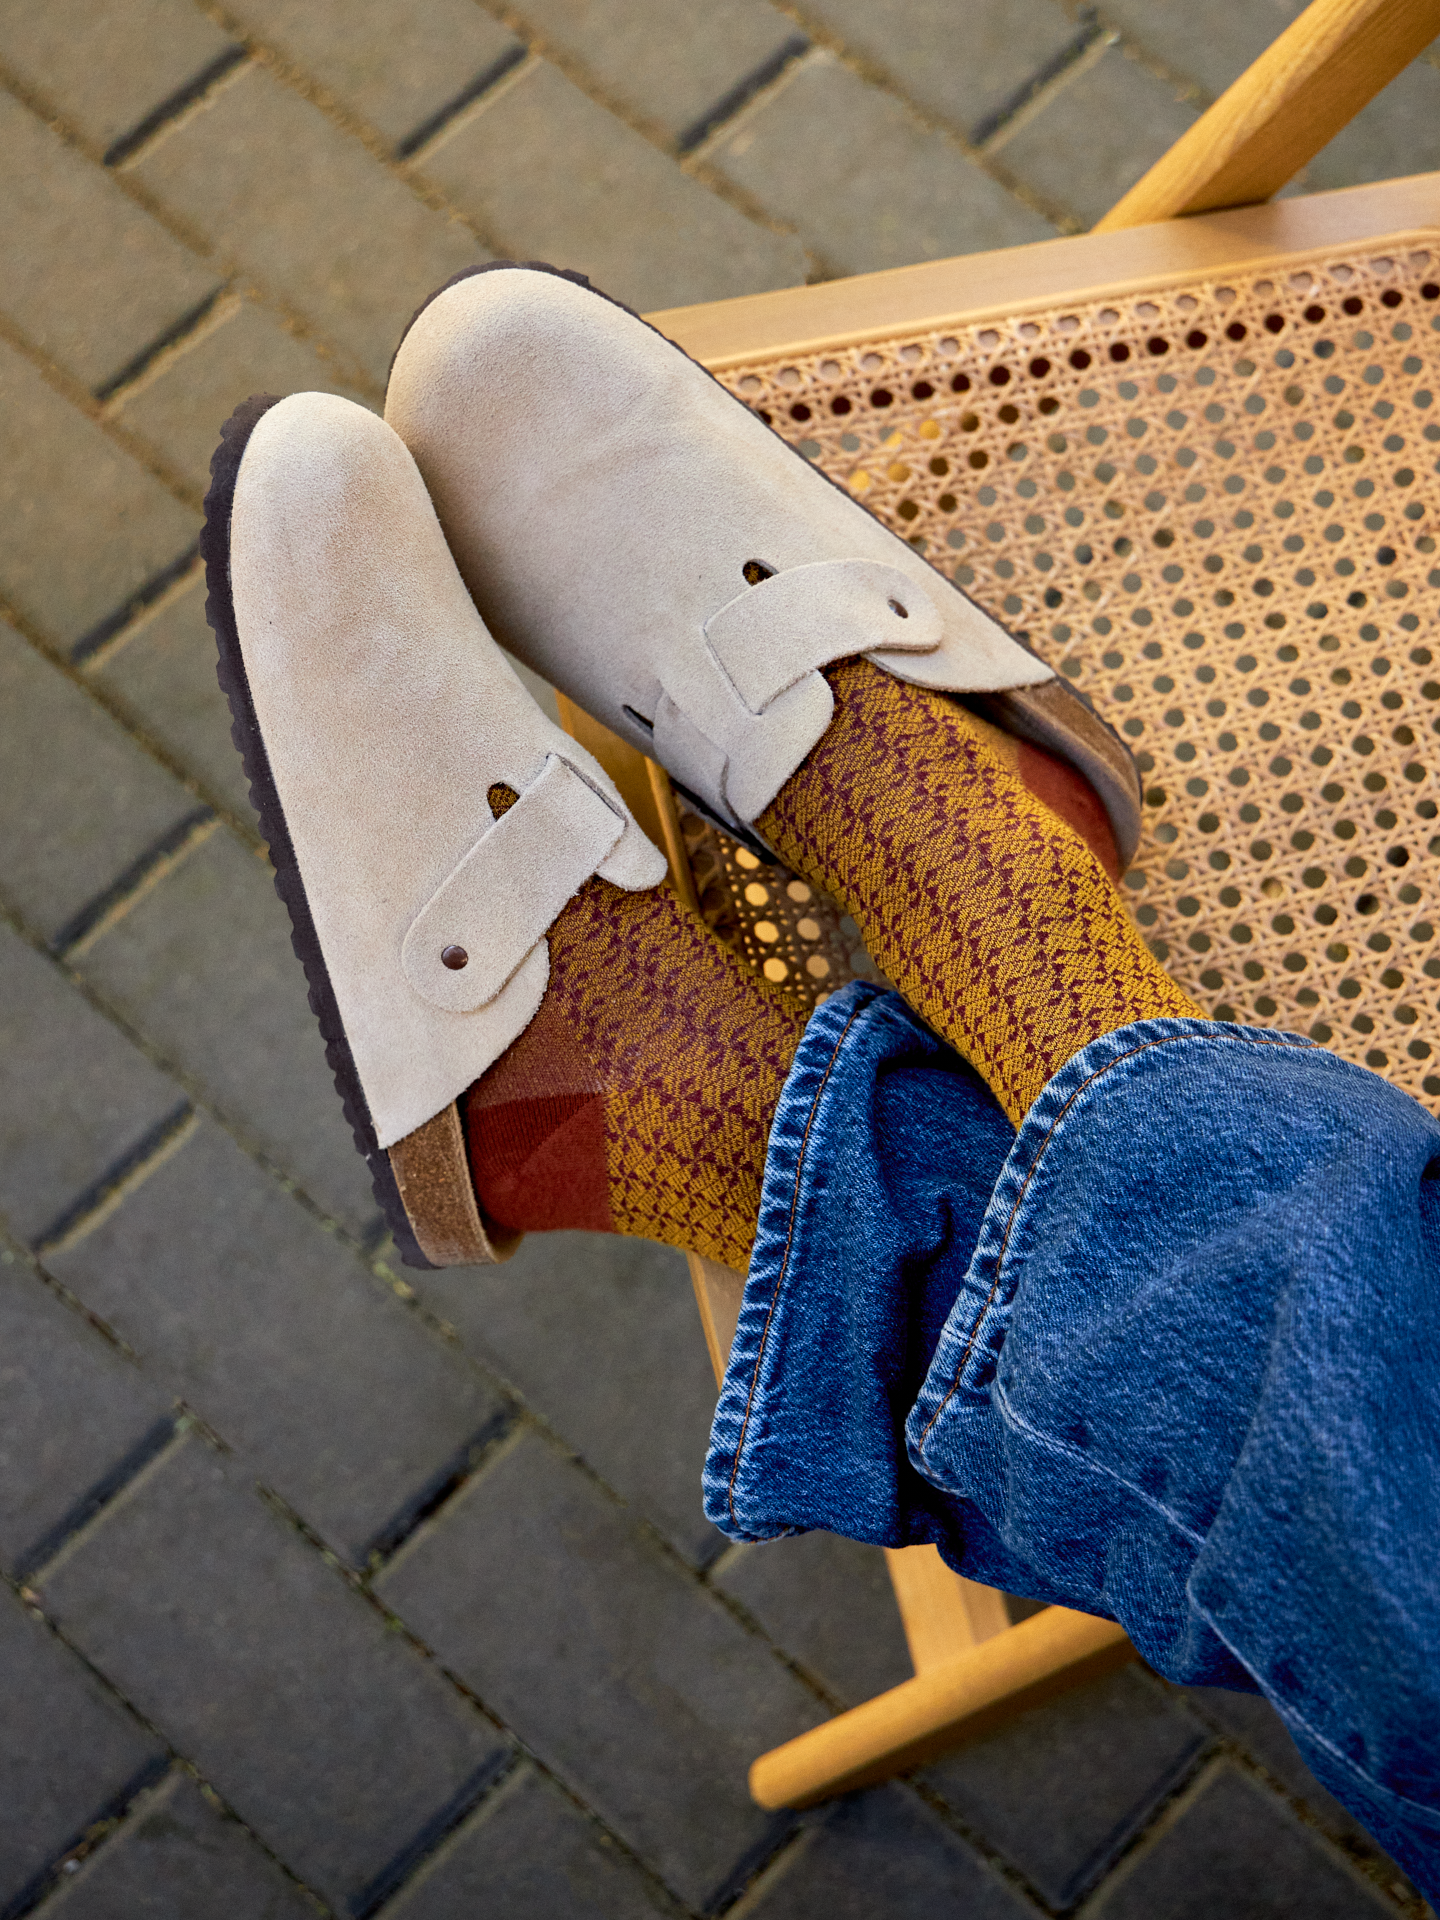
[703,981,1440,1899]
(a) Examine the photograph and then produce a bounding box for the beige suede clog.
[201,391,666,1266]
[385,262,1141,866]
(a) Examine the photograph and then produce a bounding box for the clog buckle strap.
[651,557,943,827]
[401,752,628,1011]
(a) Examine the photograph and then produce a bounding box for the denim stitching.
[915,1027,1315,1457]
[724,992,872,1526]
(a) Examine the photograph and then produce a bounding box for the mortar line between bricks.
[426,4,808,251]
[0,883,391,1273]
[106,48,254,175]
[0,1220,141,1372]
[351,1753,519,1919]
[0,64,388,404]
[10,1417,183,1587]
[364,1758,692,1920]
[187,0,513,257]
[394,42,531,159]
[11,1767,339,1920]
[253,1452,700,1919]
[678,34,812,155]
[1168,1684,1428,1912]
[1063,1724,1216,1912]
[16,1424,188,1592]
[0,1748,174,1920]
[1083,6,1215,108]
[2,1555,340,1920]
[0,583,267,856]
[31,1104,200,1258]
[102,44,252,168]
[722,1825,819,1919]
[95,290,244,416]
[971,13,1107,152]
[91,286,233,406]
[69,544,205,664]
[52,811,220,962]
[764,1,1087,236]
[398,47,540,169]
[1069,1752,1232,1920]
[902,1773,1079,1919]
[0,302,213,505]
[72,552,207,668]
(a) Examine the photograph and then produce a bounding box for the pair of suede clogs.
[202,264,1140,1270]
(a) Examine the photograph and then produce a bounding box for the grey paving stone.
[0,92,220,395]
[412,1230,723,1566]
[509,0,803,146]
[73,824,382,1236]
[222,0,523,151]
[417,58,806,313]
[0,0,239,156]
[739,1784,1032,1919]
[379,1429,823,1909]
[709,52,1053,280]
[0,1583,166,1916]
[48,1118,503,1565]
[1181,1687,1416,1888]
[992,41,1198,231]
[130,63,482,390]
[0,918,183,1247]
[92,577,257,828]
[794,0,1084,140]
[0,339,200,649]
[0,622,197,947]
[922,1666,1205,1906]
[1089,1761,1396,1919]
[38,1432,510,1915]
[714,1533,912,1708]
[384,1764,671,1919]
[112,298,371,498]
[1305,57,1440,193]
[0,1253,173,1578]
[1097,0,1309,102]
[44,1768,313,1920]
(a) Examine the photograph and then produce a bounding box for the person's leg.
[705,978,1440,1903]
[759,658,1202,1125]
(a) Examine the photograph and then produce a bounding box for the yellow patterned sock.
[462,870,804,1270]
[758,659,1203,1126]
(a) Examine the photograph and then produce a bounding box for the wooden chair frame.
[556,0,1440,1811]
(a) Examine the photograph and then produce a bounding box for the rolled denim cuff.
[702,981,1020,1564]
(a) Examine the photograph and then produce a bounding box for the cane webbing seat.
[695,242,1440,1105]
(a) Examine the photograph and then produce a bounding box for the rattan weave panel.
[696,237,1440,1108]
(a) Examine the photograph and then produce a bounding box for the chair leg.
[884,1544,1009,1668]
[1098,0,1440,229]
[750,1607,1135,1810]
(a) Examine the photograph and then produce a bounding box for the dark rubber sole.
[200,394,435,1270]
[388,259,1141,856]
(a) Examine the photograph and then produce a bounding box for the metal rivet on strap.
[441,945,469,970]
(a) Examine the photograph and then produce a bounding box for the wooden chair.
[557,0,1440,1809]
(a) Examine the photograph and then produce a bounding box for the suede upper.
[385,268,1056,831]
[228,392,666,1148]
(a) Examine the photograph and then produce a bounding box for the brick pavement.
[0,0,1433,1912]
